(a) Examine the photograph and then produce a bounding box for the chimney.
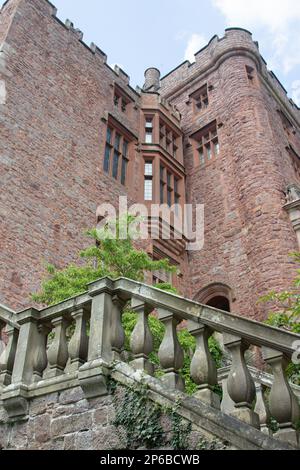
[143,68,161,91]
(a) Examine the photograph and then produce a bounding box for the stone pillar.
[78,279,114,399]
[46,316,69,378]
[187,321,220,408]
[0,323,18,388]
[130,297,154,375]
[157,308,185,391]
[68,308,88,372]
[262,347,300,446]
[2,309,41,418]
[223,334,259,428]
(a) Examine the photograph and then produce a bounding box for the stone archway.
[194,282,234,312]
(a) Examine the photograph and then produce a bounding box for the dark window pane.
[112,150,119,179]
[106,128,112,144]
[115,133,121,151]
[174,178,178,194]
[206,144,212,160]
[121,158,127,185]
[160,165,164,181]
[160,181,164,203]
[123,140,128,157]
[198,147,204,165]
[167,188,172,207]
[104,144,111,172]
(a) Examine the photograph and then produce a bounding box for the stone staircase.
[0,278,299,450]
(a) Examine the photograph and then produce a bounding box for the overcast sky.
[23,1,300,105]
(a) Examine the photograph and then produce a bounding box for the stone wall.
[0,277,298,450]
[1,0,300,321]
[0,384,229,450]
[160,32,300,320]
[0,0,141,310]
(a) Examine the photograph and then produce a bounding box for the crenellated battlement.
[160,27,300,125]
[1,0,298,120]
[0,0,140,97]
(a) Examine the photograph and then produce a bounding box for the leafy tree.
[259,252,300,334]
[32,215,176,305]
[259,252,300,384]
[32,214,222,394]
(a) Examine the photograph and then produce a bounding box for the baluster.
[79,281,115,399]
[130,297,154,375]
[254,383,271,435]
[0,324,18,388]
[157,308,184,391]
[223,334,259,428]
[2,308,42,418]
[46,316,69,378]
[262,347,300,446]
[32,324,51,382]
[187,321,220,408]
[68,308,88,372]
[110,296,126,360]
[220,377,235,414]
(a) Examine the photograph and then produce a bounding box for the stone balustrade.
[1,277,300,447]
[0,305,19,391]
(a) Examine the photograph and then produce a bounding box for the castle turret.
[143,68,161,92]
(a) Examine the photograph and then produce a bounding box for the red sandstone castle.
[1,0,300,320]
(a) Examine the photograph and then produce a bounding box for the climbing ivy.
[168,402,192,450]
[111,382,164,449]
[109,381,194,450]
[198,437,228,450]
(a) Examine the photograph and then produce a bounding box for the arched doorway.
[194,282,234,312]
[206,295,230,312]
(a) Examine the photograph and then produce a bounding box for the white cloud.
[212,0,300,75]
[212,0,300,31]
[292,80,300,106]
[184,34,207,63]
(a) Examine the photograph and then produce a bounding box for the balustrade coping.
[0,304,19,330]
[218,365,300,397]
[13,276,300,356]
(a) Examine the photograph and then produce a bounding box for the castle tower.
[1,0,300,320]
[159,29,300,319]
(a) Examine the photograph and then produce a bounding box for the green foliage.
[153,283,179,294]
[111,382,164,449]
[197,437,228,450]
[168,404,192,450]
[32,215,176,305]
[121,310,222,395]
[110,381,193,450]
[259,252,300,384]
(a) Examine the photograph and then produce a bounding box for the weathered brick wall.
[161,34,300,319]
[0,385,228,450]
[0,0,142,310]
[1,0,300,320]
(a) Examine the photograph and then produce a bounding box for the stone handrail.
[1,277,300,447]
